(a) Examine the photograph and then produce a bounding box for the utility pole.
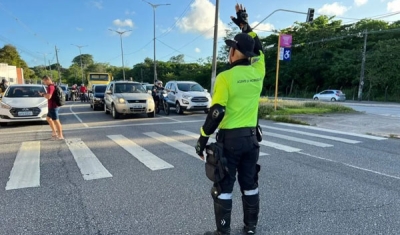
[37,52,51,73]
[210,0,219,96]
[108,29,132,81]
[71,44,87,85]
[143,0,171,83]
[358,30,367,101]
[55,46,62,84]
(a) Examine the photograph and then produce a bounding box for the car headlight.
[95,98,101,101]
[118,98,125,103]
[0,102,11,110]
[182,95,192,99]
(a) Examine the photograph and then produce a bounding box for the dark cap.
[225,33,256,58]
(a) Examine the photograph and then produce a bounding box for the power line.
[156,38,197,59]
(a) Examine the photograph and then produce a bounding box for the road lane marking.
[0,120,205,135]
[259,140,302,152]
[6,141,41,190]
[260,125,361,144]
[69,104,89,128]
[264,132,333,147]
[277,123,387,140]
[143,132,203,161]
[298,152,400,181]
[108,135,174,171]
[174,130,269,156]
[65,138,112,180]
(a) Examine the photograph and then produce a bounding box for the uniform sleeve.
[211,73,229,107]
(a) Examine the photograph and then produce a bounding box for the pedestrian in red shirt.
[39,76,64,140]
[80,84,87,102]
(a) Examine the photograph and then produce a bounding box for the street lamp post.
[109,29,132,81]
[142,0,171,84]
[71,44,87,85]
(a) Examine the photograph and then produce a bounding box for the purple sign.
[280,34,292,48]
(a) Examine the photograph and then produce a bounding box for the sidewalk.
[290,113,400,139]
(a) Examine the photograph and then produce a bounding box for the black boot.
[204,198,232,235]
[242,194,259,234]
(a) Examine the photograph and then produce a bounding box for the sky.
[0,0,399,69]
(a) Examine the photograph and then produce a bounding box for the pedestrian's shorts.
[47,107,60,120]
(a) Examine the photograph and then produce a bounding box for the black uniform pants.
[216,128,260,194]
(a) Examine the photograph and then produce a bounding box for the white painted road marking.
[264,132,333,147]
[277,123,387,140]
[6,141,41,190]
[69,104,89,128]
[108,135,174,171]
[259,140,302,152]
[174,130,270,156]
[65,138,112,180]
[143,132,203,160]
[260,125,361,144]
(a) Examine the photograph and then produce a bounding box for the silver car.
[104,81,155,119]
[313,90,346,102]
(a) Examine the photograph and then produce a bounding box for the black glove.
[231,4,252,33]
[195,136,209,157]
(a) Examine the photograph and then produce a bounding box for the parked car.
[164,80,211,114]
[89,84,107,110]
[313,90,346,102]
[0,84,48,126]
[104,81,155,119]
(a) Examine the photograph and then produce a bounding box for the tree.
[0,44,32,78]
[169,54,185,63]
[71,54,94,67]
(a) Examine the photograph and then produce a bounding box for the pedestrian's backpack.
[53,85,66,106]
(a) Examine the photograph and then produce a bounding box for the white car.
[104,81,155,119]
[164,81,212,114]
[0,84,48,126]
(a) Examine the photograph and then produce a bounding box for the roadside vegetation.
[258,98,356,125]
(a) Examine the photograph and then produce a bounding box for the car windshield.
[115,83,146,93]
[60,85,67,91]
[95,85,107,93]
[177,83,204,92]
[4,86,46,98]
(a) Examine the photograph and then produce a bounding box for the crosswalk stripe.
[6,141,40,190]
[174,130,269,156]
[259,140,302,152]
[276,123,387,140]
[264,132,333,147]
[260,125,361,144]
[65,138,113,180]
[108,135,174,171]
[143,132,203,161]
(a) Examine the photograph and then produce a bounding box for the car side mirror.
[106,90,112,94]
[204,89,208,92]
[147,90,152,95]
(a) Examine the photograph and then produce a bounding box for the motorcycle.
[155,89,170,115]
[70,89,78,101]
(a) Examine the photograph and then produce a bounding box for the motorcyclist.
[0,78,9,95]
[80,84,88,102]
[70,84,78,101]
[152,80,164,106]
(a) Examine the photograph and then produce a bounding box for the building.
[0,63,25,84]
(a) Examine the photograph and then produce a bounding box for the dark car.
[89,84,107,110]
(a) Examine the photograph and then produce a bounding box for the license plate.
[18,111,33,116]
[132,105,142,108]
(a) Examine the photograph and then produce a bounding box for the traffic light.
[306,8,315,22]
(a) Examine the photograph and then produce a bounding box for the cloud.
[177,0,228,39]
[317,2,350,16]
[195,48,201,53]
[354,0,368,6]
[387,0,400,12]
[76,27,83,31]
[113,19,134,28]
[92,1,103,9]
[250,21,274,33]
[125,10,135,15]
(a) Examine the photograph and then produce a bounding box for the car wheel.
[163,102,170,116]
[0,123,7,127]
[176,102,183,114]
[147,109,155,118]
[90,103,93,109]
[313,97,319,100]
[204,108,209,114]
[104,103,110,114]
[331,98,336,101]
[112,104,120,119]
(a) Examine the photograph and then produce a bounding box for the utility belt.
[217,127,259,142]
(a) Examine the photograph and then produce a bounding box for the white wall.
[0,63,17,85]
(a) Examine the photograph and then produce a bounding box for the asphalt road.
[1,101,400,235]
